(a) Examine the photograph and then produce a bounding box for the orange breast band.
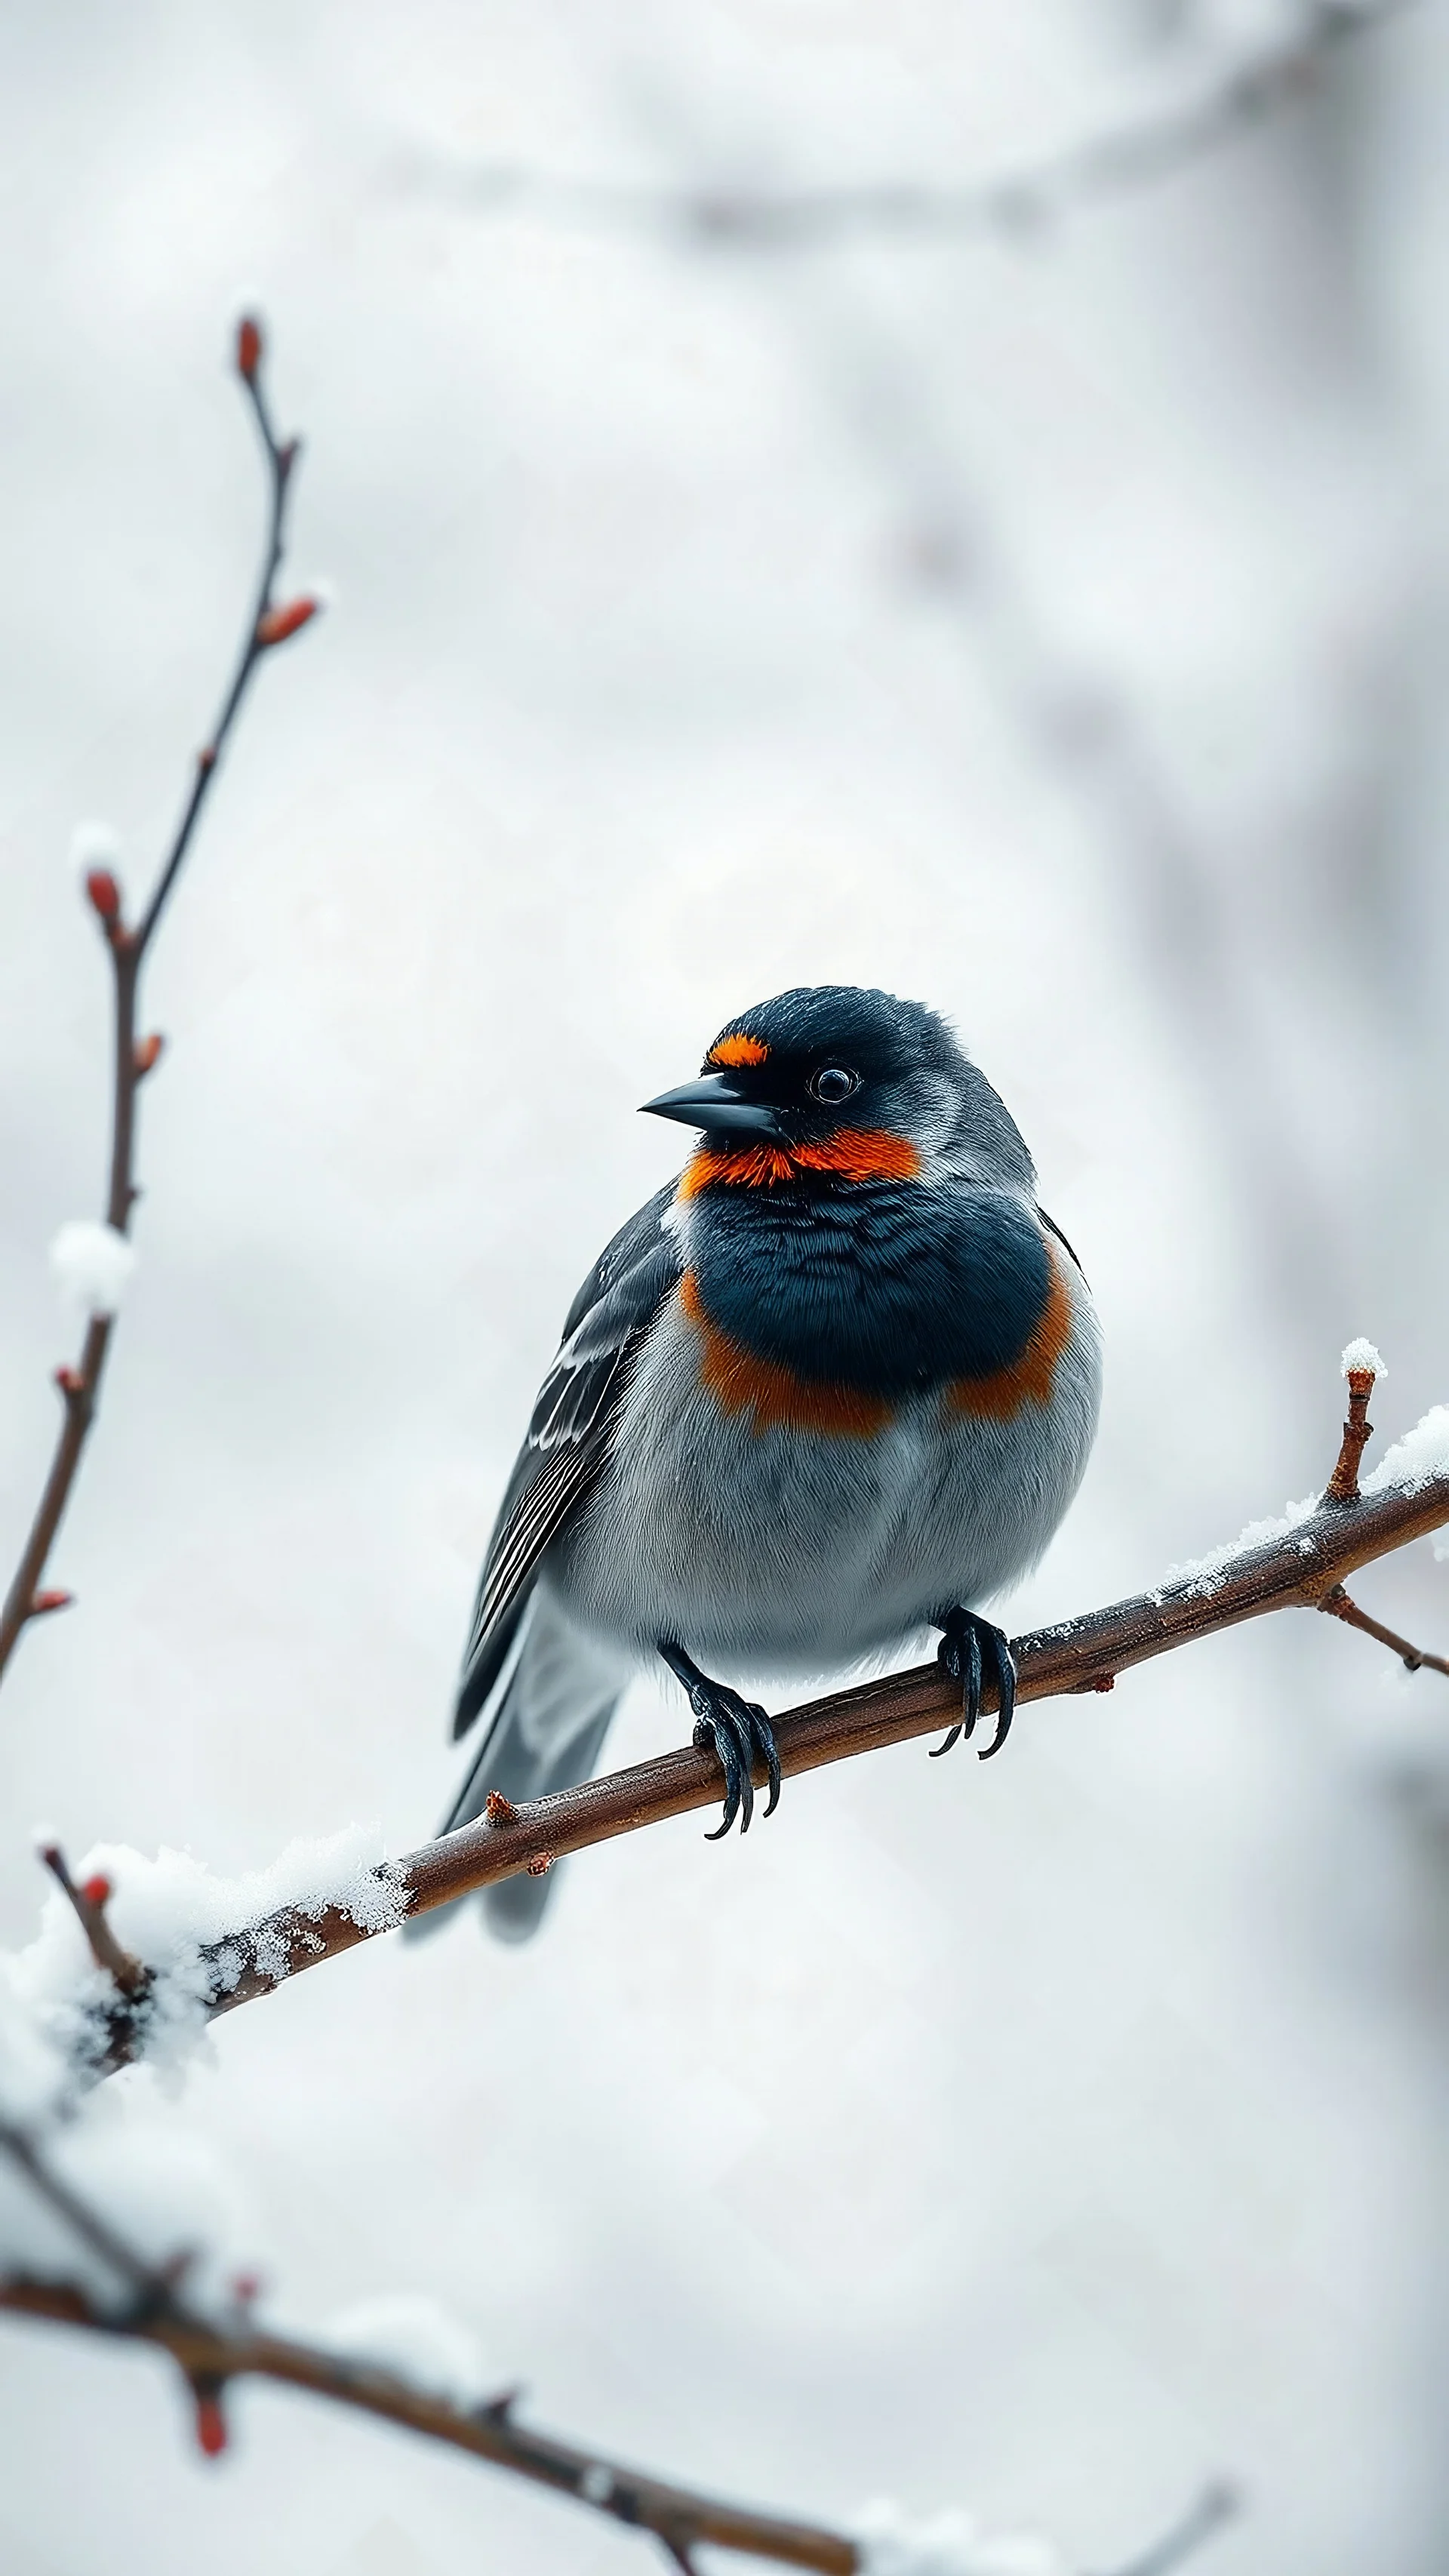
[947,1243,1072,1422]
[678,1128,921,1200]
[679,1272,892,1439]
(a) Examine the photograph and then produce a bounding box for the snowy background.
[3,3,1449,2571]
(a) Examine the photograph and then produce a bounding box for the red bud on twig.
[526,1853,555,1878]
[485,1791,517,1826]
[54,1366,85,1397]
[235,315,263,383]
[193,2386,229,2458]
[255,598,318,648]
[84,869,122,923]
[30,1589,73,1619]
[81,1873,112,1906]
[134,1033,165,1077]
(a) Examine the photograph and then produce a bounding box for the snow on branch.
[0,316,322,1691]
[394,2,1409,253]
[0,2119,1232,2576]
[11,1355,1447,2085]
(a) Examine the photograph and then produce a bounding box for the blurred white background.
[2,3,1448,2571]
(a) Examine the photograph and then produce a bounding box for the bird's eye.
[808,1065,860,1106]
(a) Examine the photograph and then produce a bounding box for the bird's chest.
[684,1180,1051,1399]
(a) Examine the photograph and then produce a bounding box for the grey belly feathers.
[556,1262,1100,1670]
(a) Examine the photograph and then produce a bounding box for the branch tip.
[192,2378,229,2458]
[38,1839,152,2002]
[82,867,122,925]
[1325,1362,1377,1505]
[235,314,263,383]
[477,2383,523,2422]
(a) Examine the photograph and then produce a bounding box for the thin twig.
[72,1376,1449,2071]
[1326,1367,1377,1505]
[1320,1583,1449,1677]
[0,2124,155,2299]
[397,2,1410,252]
[1097,2480,1240,2576]
[0,318,318,1690]
[37,1842,151,2002]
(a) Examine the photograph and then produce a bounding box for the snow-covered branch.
[0,316,321,1690]
[395,1,1408,251]
[13,1353,1446,2083]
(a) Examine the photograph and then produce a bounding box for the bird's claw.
[689,1687,780,1837]
[933,1608,1017,1761]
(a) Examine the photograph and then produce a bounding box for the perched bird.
[423,985,1100,1941]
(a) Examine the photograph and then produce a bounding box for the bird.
[420,984,1101,1942]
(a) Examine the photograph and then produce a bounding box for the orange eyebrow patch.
[948,1243,1072,1423]
[677,1128,921,1199]
[680,1272,891,1439]
[708,1032,769,1068]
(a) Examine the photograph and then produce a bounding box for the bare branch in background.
[392,1,1409,251]
[0,319,321,1691]
[1098,2482,1240,2576]
[0,2126,1233,2576]
[54,1356,1448,2075]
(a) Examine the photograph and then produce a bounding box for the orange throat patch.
[678,1128,921,1200]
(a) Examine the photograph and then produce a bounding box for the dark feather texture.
[451,1185,680,1739]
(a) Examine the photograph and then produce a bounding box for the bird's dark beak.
[640,1071,785,1138]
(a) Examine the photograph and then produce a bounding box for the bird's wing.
[452,1183,681,1738]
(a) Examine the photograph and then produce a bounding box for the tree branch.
[0,2268,857,2573]
[74,1362,1449,2073]
[0,2125,1232,2576]
[0,318,320,1691]
[400,1,1411,251]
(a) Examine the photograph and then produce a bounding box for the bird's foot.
[932,1608,1017,1762]
[658,1641,781,1838]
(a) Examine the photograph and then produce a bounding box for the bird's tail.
[408,1589,629,1944]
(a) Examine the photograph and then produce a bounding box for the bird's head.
[642,985,1033,1193]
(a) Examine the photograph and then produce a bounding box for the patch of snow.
[321,2293,494,2409]
[67,819,120,874]
[9,1826,408,2085]
[1341,1337,1386,1378]
[1361,1406,1449,1500]
[854,2500,1066,2576]
[1158,1491,1320,1599]
[49,1220,136,1319]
